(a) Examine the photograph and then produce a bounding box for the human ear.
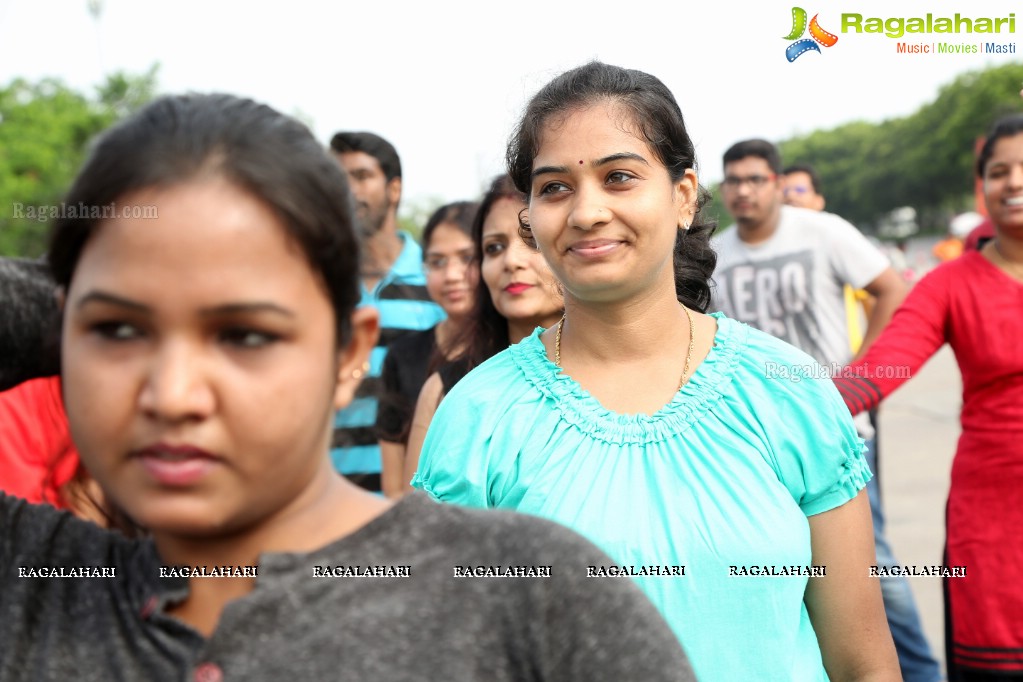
[386,176,402,208]
[333,306,380,411]
[674,169,699,228]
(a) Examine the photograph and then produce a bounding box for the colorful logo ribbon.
[784,7,838,62]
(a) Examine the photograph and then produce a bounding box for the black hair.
[976,113,1023,178]
[329,131,403,183]
[723,138,783,175]
[421,201,479,254]
[0,257,61,391]
[48,93,361,348]
[782,163,822,194]
[505,60,717,312]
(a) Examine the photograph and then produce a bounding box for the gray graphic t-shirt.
[712,206,888,438]
[712,206,887,367]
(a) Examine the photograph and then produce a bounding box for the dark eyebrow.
[75,291,295,318]
[531,165,569,180]
[531,152,651,181]
[594,152,650,167]
[76,291,149,313]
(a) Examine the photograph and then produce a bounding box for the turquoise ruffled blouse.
[412,313,870,681]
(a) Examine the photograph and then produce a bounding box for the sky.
[0,0,1019,213]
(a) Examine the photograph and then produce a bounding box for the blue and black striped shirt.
[331,232,445,491]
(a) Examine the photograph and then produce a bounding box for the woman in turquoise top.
[412,62,898,681]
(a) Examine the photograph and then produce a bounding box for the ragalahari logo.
[784,7,839,61]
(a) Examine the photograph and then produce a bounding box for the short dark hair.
[782,163,822,194]
[723,139,783,175]
[976,114,1023,178]
[0,257,61,390]
[505,60,717,313]
[329,131,403,182]
[421,201,479,255]
[48,93,361,348]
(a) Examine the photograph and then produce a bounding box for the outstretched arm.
[835,266,950,414]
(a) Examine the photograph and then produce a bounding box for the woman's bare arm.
[402,372,444,493]
[805,489,900,681]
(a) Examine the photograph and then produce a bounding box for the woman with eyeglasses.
[402,174,563,488]
[376,201,478,498]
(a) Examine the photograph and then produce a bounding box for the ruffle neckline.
[509,312,743,445]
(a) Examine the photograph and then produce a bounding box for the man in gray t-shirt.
[712,142,940,682]
[711,141,905,371]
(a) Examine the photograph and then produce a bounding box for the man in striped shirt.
[329,132,445,493]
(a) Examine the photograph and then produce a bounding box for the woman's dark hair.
[977,113,1023,178]
[48,93,361,347]
[440,175,527,379]
[0,257,61,390]
[421,201,479,254]
[45,93,362,536]
[506,60,716,312]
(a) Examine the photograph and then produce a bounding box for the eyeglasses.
[784,186,811,196]
[424,252,475,272]
[721,174,776,190]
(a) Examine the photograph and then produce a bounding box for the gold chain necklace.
[554,305,696,391]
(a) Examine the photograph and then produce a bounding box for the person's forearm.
[379,441,407,499]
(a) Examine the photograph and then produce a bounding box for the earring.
[680,220,691,231]
[351,362,370,380]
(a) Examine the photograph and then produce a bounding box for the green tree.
[778,62,1023,233]
[398,195,446,242]
[700,184,732,236]
[0,66,159,257]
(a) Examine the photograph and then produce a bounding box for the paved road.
[876,343,961,667]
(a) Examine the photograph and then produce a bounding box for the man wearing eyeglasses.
[712,140,939,682]
[781,164,827,212]
[712,138,905,366]
[782,163,873,352]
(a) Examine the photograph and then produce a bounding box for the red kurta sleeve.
[834,262,951,415]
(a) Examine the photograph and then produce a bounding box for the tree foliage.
[0,65,159,257]
[776,63,1023,232]
[398,195,446,242]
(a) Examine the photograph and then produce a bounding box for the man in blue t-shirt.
[328,132,444,494]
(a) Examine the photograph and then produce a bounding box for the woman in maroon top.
[835,114,1023,681]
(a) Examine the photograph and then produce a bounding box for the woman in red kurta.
[835,114,1023,681]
